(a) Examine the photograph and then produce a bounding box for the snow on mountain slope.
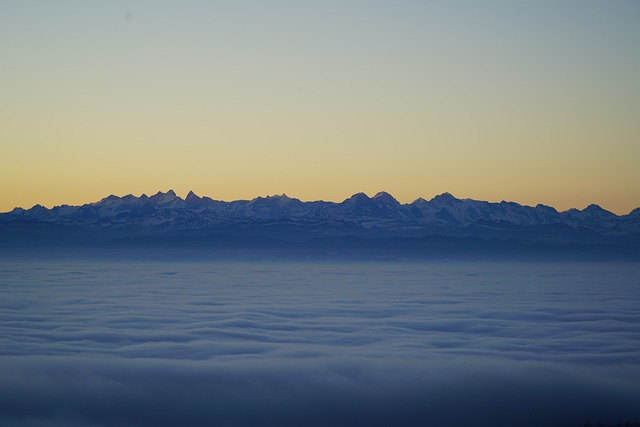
[1,191,638,242]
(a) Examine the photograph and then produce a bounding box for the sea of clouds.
[1,261,639,427]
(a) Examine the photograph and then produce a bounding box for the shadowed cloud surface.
[1,261,639,426]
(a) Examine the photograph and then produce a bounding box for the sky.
[1,1,639,214]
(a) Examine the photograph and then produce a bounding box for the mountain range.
[2,191,639,259]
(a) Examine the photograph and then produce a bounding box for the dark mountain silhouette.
[1,191,639,259]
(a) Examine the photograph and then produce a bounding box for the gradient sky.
[1,1,639,214]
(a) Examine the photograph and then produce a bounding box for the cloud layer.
[1,261,639,426]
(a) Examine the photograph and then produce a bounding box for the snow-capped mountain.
[1,191,639,251]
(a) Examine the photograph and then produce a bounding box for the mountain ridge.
[1,190,639,257]
[3,190,631,213]
[5,190,632,215]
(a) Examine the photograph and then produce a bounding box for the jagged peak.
[584,203,604,211]
[342,192,371,204]
[373,191,400,205]
[151,189,177,197]
[583,204,614,216]
[535,203,558,213]
[373,191,390,198]
[150,190,178,199]
[411,197,428,204]
[266,193,290,199]
[185,190,201,202]
[430,192,458,203]
[148,190,183,205]
[253,193,292,202]
[344,192,371,203]
[92,194,121,205]
[373,191,394,199]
